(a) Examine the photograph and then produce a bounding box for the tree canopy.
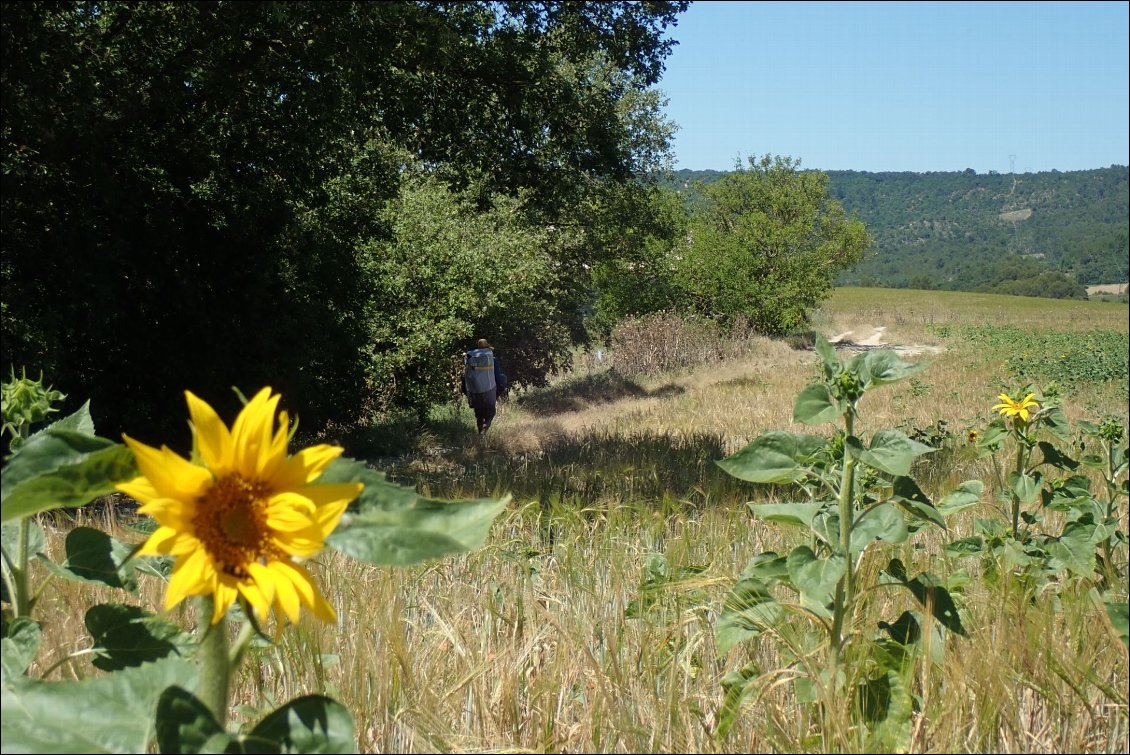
[674,156,870,335]
[1,1,688,440]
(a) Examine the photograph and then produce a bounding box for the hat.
[476,338,493,349]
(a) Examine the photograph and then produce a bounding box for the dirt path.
[829,327,943,356]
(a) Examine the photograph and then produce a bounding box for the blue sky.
[657,1,1130,174]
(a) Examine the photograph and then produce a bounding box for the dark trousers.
[467,388,497,433]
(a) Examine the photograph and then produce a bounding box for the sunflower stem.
[197,597,231,729]
[830,409,857,669]
[1009,422,1026,539]
[1101,436,1120,579]
[12,516,32,618]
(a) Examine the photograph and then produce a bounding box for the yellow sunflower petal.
[120,437,176,492]
[237,576,272,623]
[165,548,213,610]
[134,487,192,513]
[268,490,317,515]
[122,436,212,499]
[274,444,345,489]
[115,477,163,507]
[186,391,234,473]
[289,483,359,539]
[314,502,350,539]
[230,388,280,478]
[211,578,240,624]
[308,590,336,623]
[272,560,336,624]
[247,561,278,609]
[256,410,291,481]
[137,526,198,557]
[155,445,212,495]
[298,482,364,512]
[271,526,328,559]
[268,562,302,624]
[136,497,194,530]
[263,499,318,532]
[315,504,352,539]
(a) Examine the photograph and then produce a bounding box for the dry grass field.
[1087,284,1128,297]
[24,288,1130,754]
[472,288,1128,463]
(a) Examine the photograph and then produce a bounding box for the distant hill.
[663,166,1129,297]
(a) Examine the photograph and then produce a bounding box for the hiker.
[462,338,508,434]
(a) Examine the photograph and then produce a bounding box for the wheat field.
[28,288,1130,753]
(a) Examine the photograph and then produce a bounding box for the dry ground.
[828,325,944,356]
[1087,283,1128,295]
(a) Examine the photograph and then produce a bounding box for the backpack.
[464,348,497,394]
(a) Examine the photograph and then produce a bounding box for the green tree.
[1,1,688,440]
[359,172,575,415]
[674,155,870,335]
[587,183,687,339]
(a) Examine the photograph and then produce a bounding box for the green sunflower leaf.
[1,617,41,679]
[1104,598,1129,649]
[86,604,194,672]
[715,575,784,656]
[1,429,137,522]
[154,686,233,754]
[39,526,138,591]
[1,657,197,753]
[792,383,843,426]
[324,458,507,566]
[242,694,356,754]
[717,432,827,483]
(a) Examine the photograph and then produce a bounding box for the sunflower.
[116,388,363,625]
[992,392,1040,423]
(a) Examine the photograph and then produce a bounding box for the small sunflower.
[117,388,363,625]
[967,429,980,443]
[992,392,1040,423]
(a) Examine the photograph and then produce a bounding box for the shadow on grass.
[335,373,788,512]
[514,370,685,416]
[335,409,470,460]
[381,426,788,511]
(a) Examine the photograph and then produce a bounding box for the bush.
[608,312,762,376]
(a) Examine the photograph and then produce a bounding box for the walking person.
[462,338,507,434]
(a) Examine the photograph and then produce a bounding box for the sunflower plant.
[710,335,980,749]
[1,383,508,753]
[989,386,1055,539]
[948,383,1128,601]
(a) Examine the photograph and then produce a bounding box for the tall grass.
[28,288,1130,753]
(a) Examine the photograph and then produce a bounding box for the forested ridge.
[667,166,1129,295]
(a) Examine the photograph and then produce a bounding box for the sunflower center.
[194,474,280,578]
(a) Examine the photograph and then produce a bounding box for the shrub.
[608,312,762,376]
